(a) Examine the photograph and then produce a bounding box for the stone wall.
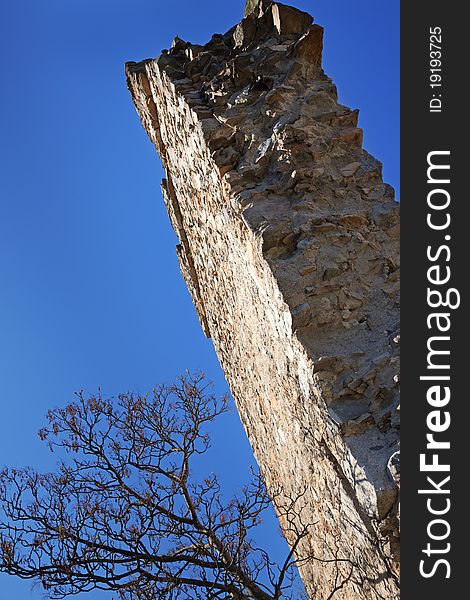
[126,2,400,597]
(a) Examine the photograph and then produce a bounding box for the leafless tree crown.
[0,372,309,599]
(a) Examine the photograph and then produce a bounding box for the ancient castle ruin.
[126,1,400,597]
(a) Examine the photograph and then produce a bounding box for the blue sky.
[0,1,399,597]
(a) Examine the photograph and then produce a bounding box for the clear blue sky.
[0,1,399,597]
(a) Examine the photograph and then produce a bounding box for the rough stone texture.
[244,0,262,18]
[126,2,400,598]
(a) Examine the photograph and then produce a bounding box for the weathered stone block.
[233,16,257,49]
[244,0,261,18]
[293,24,323,65]
[272,2,312,36]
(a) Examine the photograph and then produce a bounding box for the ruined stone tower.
[126,1,400,597]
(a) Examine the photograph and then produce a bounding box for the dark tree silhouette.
[0,372,310,599]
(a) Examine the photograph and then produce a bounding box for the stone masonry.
[126,1,400,597]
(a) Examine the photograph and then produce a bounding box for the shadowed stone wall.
[126,2,400,597]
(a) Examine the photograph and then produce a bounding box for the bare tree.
[0,372,309,599]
